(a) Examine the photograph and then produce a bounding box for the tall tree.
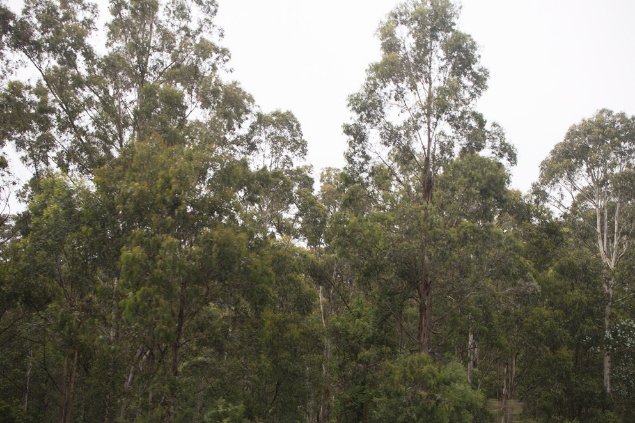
[1,1,323,421]
[2,0,252,175]
[538,109,635,395]
[345,0,514,352]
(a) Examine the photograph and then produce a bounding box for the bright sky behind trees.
[216,0,635,192]
[2,1,635,420]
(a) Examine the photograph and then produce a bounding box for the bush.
[370,353,488,423]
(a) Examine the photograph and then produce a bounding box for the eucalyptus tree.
[538,109,635,395]
[0,0,322,421]
[245,110,307,171]
[1,0,254,175]
[239,110,316,241]
[345,0,514,352]
[435,155,532,392]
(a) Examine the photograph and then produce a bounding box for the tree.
[245,110,307,171]
[435,155,533,397]
[345,0,514,352]
[2,0,253,175]
[370,353,487,423]
[1,1,323,421]
[538,109,635,395]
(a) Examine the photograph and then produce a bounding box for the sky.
[215,0,635,193]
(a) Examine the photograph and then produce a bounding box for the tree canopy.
[0,1,633,422]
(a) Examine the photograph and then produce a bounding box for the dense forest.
[0,0,634,422]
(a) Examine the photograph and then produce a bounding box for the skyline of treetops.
[0,0,633,422]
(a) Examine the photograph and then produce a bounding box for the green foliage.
[345,0,515,192]
[0,1,634,422]
[370,354,487,423]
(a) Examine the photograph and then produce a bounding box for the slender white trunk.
[595,197,622,396]
[318,285,331,422]
[467,328,477,384]
[603,281,613,395]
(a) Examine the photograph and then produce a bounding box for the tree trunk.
[417,268,432,353]
[318,285,331,422]
[603,281,613,395]
[417,160,434,353]
[168,280,186,421]
[67,351,78,423]
[119,346,147,420]
[59,350,78,423]
[499,354,517,423]
[501,361,510,423]
[24,349,32,413]
[467,328,478,384]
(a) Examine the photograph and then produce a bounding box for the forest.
[0,0,634,422]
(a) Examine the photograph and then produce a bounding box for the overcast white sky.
[215,0,635,192]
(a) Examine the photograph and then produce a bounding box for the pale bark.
[544,110,634,398]
[467,328,478,384]
[119,346,148,420]
[603,280,614,395]
[593,193,625,395]
[318,285,331,423]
